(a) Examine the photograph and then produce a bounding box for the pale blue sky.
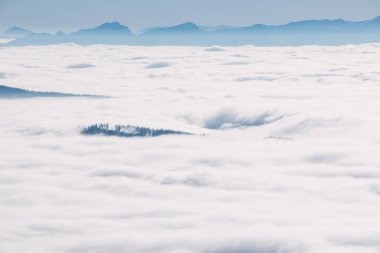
[0,0,379,33]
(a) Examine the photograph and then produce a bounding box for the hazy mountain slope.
[1,26,31,38]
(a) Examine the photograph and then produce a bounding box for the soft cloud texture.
[1,44,380,253]
[66,63,95,69]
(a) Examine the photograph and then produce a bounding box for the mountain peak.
[175,22,200,29]
[55,31,65,36]
[143,22,201,36]
[2,26,31,38]
[97,22,123,29]
[71,22,132,37]
[93,22,131,32]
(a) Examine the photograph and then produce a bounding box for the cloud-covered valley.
[1,44,380,253]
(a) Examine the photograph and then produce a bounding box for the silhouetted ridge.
[143,22,202,36]
[174,22,201,31]
[97,22,127,30]
[82,124,192,138]
[71,22,133,37]
[1,26,31,38]
[55,31,65,36]
[3,16,380,46]
[235,19,354,34]
[357,16,380,30]
[369,16,380,23]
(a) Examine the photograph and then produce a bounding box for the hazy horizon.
[2,15,380,35]
[0,0,379,33]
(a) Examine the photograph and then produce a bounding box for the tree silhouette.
[82,124,191,138]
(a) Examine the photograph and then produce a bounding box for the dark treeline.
[0,85,105,99]
[82,124,191,138]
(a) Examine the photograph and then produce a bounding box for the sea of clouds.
[1,44,380,253]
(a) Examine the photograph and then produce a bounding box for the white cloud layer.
[1,44,380,253]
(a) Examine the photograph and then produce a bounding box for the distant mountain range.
[2,16,380,46]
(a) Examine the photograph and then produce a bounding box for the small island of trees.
[81,124,191,138]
